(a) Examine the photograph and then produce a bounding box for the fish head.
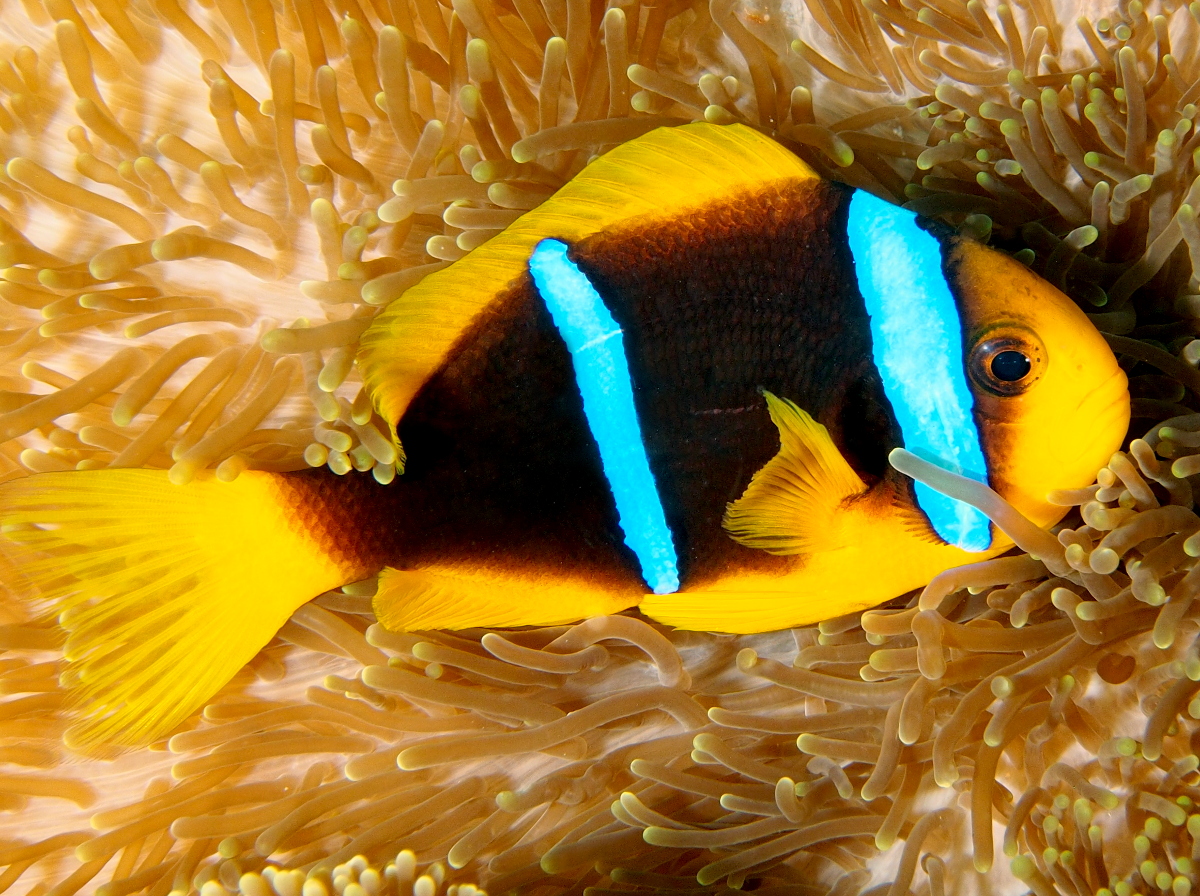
[947,239,1130,529]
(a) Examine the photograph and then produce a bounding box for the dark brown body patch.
[568,179,899,584]
[277,178,902,594]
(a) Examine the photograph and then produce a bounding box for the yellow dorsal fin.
[722,392,869,555]
[358,123,818,458]
[373,565,641,631]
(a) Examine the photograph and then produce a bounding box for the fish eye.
[991,350,1031,382]
[969,331,1043,397]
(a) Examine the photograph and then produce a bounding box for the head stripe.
[846,191,992,552]
[528,239,680,593]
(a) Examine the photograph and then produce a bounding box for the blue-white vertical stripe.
[528,239,680,593]
[846,190,993,552]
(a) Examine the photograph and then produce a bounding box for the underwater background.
[3,0,1200,893]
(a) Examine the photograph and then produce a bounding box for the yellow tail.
[0,470,354,751]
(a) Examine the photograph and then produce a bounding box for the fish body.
[0,123,1129,747]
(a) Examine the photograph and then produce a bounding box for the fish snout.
[980,364,1129,528]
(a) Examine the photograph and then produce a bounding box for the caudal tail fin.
[0,469,358,751]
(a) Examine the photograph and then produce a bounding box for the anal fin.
[722,391,868,555]
[373,565,642,631]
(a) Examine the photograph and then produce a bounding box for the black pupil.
[991,350,1031,382]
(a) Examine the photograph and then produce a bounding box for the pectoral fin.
[722,391,868,555]
[643,396,1006,634]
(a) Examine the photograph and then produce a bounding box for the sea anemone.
[5,0,1200,894]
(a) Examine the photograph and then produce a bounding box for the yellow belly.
[641,486,1014,633]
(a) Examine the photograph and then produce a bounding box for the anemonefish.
[0,123,1129,748]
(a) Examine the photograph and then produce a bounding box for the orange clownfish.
[0,123,1130,748]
